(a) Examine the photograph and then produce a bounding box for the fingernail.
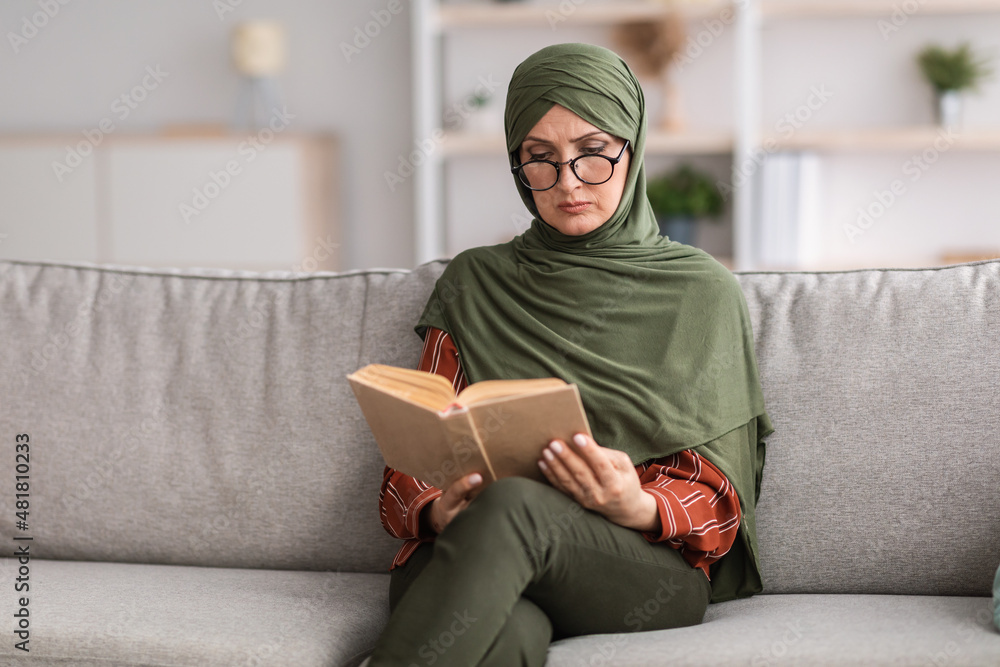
[543,448,555,461]
[469,473,482,486]
[538,460,548,471]
[549,441,563,454]
[573,434,588,447]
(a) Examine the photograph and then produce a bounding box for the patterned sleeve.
[378,326,467,542]
[636,451,742,576]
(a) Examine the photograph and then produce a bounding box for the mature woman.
[368,42,773,666]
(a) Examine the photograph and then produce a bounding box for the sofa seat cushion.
[545,594,1000,666]
[0,559,387,666]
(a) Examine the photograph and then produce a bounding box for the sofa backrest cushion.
[0,259,448,573]
[2,257,998,595]
[738,259,1000,597]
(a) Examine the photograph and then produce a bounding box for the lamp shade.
[231,21,286,77]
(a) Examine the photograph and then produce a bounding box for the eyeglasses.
[511,139,630,191]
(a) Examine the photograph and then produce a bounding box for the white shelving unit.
[412,0,1000,270]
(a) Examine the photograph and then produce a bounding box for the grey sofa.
[1,256,998,667]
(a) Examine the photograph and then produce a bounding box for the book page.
[465,384,592,483]
[454,377,567,408]
[348,364,456,411]
[347,377,494,487]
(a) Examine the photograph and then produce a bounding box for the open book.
[346,363,592,489]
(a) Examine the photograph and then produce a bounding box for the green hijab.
[414,43,773,601]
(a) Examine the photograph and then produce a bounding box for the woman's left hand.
[538,433,660,533]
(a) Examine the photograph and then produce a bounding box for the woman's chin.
[543,212,605,236]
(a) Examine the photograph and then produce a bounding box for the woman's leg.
[389,541,553,667]
[389,542,434,613]
[369,477,711,666]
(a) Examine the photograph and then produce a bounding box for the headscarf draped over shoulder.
[414,43,773,602]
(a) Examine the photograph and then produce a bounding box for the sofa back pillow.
[738,259,1000,597]
[0,259,448,573]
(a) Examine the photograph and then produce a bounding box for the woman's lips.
[558,201,591,214]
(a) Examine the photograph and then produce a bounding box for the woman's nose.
[556,160,582,190]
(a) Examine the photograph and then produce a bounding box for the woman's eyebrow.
[522,130,611,145]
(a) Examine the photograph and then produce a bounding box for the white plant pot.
[464,105,503,135]
[935,90,964,130]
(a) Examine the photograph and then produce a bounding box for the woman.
[368,42,773,666]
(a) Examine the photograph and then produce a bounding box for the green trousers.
[368,477,712,667]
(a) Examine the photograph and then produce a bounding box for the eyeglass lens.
[518,155,615,190]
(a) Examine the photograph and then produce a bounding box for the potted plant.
[645,164,725,246]
[917,41,995,129]
[450,87,501,134]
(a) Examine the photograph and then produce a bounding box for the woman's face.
[517,104,631,236]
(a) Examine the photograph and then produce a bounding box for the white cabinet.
[0,134,339,272]
[0,143,100,262]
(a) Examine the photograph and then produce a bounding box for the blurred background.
[2,0,999,273]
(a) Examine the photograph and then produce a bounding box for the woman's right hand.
[426,472,484,534]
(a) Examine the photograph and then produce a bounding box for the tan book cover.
[346,363,593,489]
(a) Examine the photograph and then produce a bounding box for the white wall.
[0,0,416,271]
[2,1,999,271]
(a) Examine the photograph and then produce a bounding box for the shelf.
[441,129,733,156]
[763,127,1000,152]
[762,0,1000,18]
[415,0,1000,269]
[647,129,734,154]
[436,1,734,29]
[435,0,1000,29]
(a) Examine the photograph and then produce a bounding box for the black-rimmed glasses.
[511,139,630,191]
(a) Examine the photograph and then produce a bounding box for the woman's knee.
[479,597,552,667]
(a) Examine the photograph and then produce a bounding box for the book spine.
[441,408,497,483]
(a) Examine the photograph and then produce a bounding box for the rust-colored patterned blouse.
[378,326,741,579]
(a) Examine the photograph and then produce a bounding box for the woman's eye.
[529,153,550,161]
[581,145,607,155]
